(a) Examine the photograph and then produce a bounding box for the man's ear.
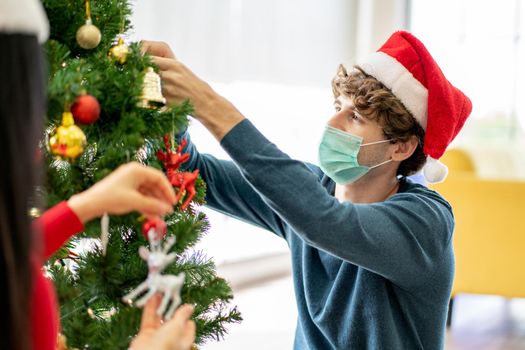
[391,135,419,162]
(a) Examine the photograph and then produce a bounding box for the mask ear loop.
[368,158,393,170]
[361,138,395,169]
[361,139,393,147]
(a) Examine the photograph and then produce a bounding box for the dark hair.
[0,33,45,350]
[331,64,427,176]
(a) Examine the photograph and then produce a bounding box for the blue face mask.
[318,125,393,184]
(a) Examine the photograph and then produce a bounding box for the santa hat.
[0,0,49,43]
[358,31,472,183]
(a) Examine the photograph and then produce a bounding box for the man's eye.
[334,106,341,112]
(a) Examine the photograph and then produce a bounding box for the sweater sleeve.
[177,131,289,239]
[34,201,84,261]
[219,119,455,289]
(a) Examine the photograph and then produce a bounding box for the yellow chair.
[430,149,525,326]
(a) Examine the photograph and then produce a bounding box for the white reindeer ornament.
[122,226,186,320]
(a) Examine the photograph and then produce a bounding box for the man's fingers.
[139,294,162,330]
[151,55,177,71]
[140,40,175,58]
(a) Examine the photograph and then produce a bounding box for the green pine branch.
[41,0,241,348]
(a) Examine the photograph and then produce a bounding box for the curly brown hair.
[331,64,426,177]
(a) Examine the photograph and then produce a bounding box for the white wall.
[354,0,409,62]
[129,0,409,264]
[131,0,358,86]
[130,0,409,85]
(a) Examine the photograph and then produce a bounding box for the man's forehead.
[335,95,354,108]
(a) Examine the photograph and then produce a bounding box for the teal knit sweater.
[179,119,454,349]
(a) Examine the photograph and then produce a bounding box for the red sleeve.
[33,201,84,261]
[31,265,60,350]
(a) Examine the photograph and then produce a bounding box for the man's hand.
[140,40,176,59]
[140,40,245,141]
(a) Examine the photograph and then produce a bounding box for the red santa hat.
[358,31,472,183]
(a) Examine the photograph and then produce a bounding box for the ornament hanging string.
[85,0,91,20]
[120,6,125,34]
[100,213,109,255]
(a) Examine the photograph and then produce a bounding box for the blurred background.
[129,1,525,349]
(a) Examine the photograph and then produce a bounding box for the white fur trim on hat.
[0,0,49,43]
[423,156,448,183]
[359,51,428,130]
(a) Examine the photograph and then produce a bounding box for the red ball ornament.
[142,218,167,240]
[71,94,100,124]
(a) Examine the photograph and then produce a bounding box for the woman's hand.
[140,40,245,141]
[131,294,196,350]
[68,162,176,223]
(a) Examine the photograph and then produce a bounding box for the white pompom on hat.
[358,31,472,183]
[0,0,49,43]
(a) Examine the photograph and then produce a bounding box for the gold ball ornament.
[76,19,101,49]
[48,112,87,161]
[109,37,129,64]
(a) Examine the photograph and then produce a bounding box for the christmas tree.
[40,0,241,348]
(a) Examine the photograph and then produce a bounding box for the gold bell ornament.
[48,112,87,161]
[137,67,167,109]
[109,37,129,64]
[76,0,101,50]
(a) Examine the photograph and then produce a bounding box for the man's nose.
[326,110,347,129]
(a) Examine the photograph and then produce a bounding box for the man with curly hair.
[143,31,471,349]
